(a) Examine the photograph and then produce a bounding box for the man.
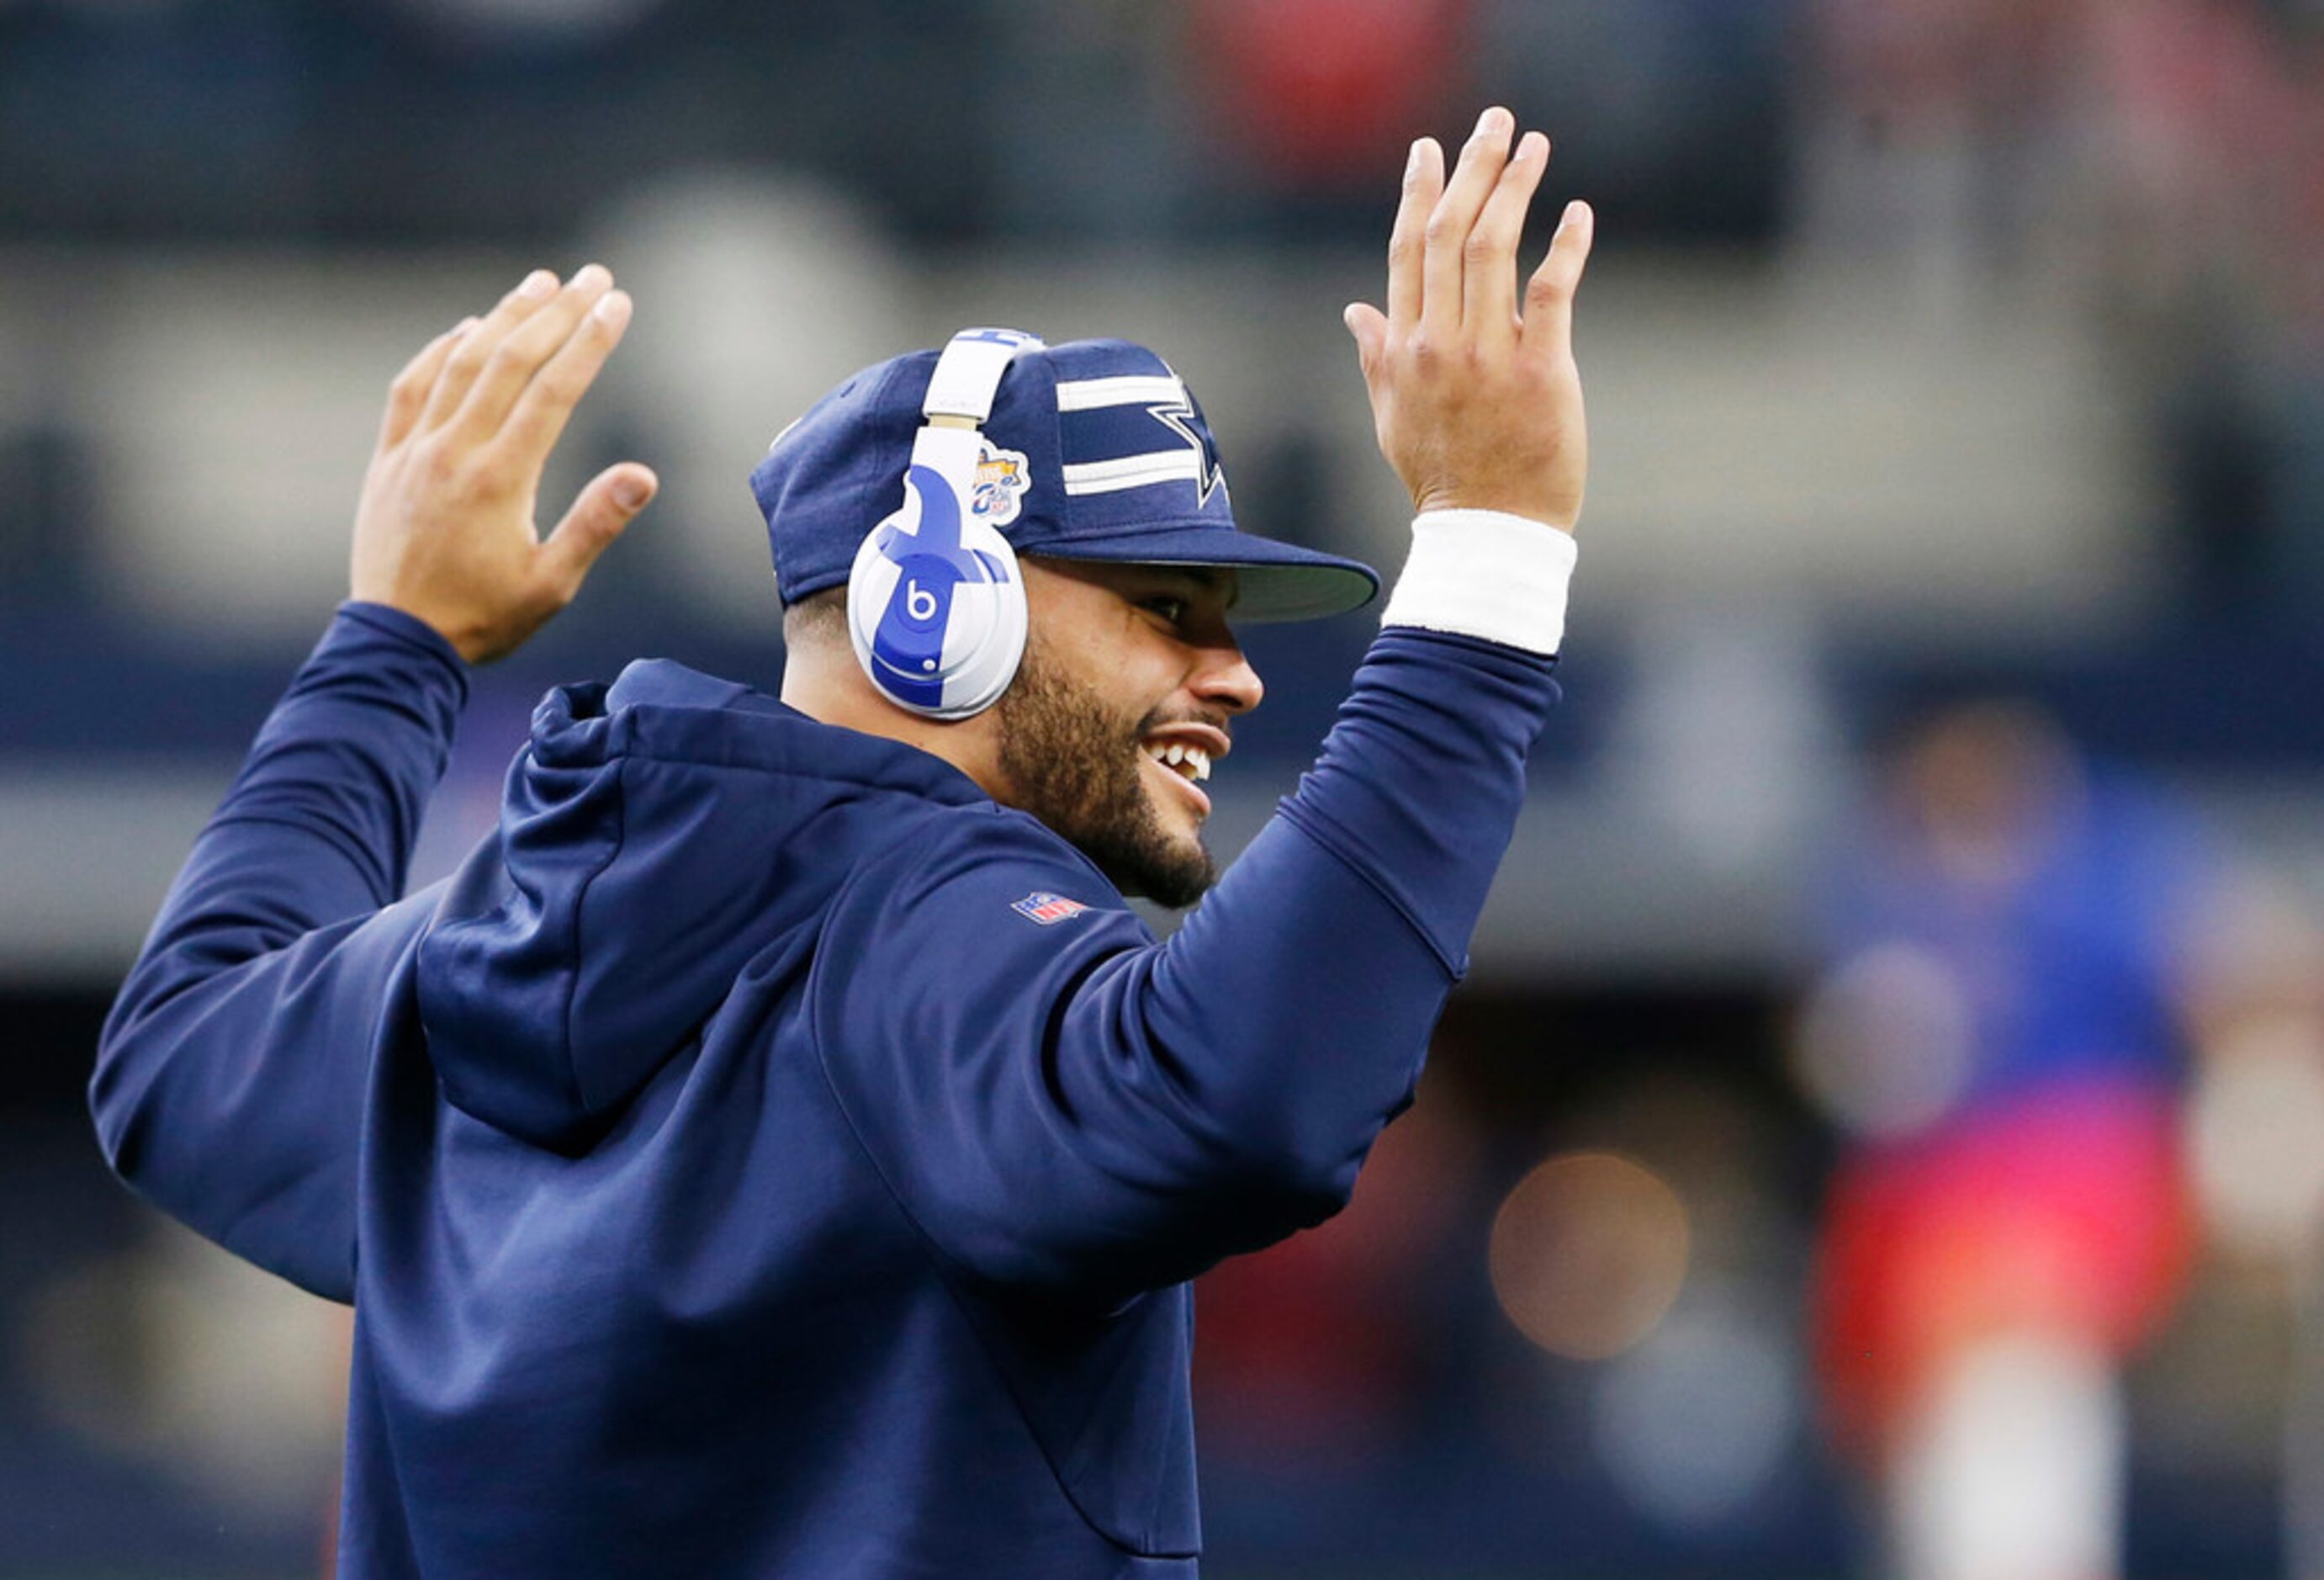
[93,108,1591,1576]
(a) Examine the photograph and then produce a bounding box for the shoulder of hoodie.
[805,794,1154,1024]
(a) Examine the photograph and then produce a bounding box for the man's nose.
[1191,642,1263,717]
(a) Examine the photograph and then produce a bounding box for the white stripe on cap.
[1054,374,1187,412]
[1061,452,1206,496]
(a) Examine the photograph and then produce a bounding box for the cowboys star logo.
[1145,393,1228,508]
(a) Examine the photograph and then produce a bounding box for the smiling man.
[754,337,1321,916]
[93,109,1592,1577]
[791,555,1260,912]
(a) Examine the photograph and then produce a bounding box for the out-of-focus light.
[1488,1151,1690,1361]
[1188,0,1465,184]
[586,172,907,625]
[2189,1018,2324,1259]
[1591,1292,1800,1529]
[393,0,668,49]
[1793,941,1975,1137]
[1895,1333,2124,1580]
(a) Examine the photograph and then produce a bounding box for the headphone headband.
[922,327,1042,423]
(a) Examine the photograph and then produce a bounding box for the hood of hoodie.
[416,659,991,1153]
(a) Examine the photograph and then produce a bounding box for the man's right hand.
[349,265,659,665]
[1343,107,1594,533]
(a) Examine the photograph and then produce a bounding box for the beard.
[993,642,1217,909]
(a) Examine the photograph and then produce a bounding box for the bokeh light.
[1792,940,1976,1137]
[1487,1150,1690,1362]
[1591,1291,1801,1529]
[2188,1019,2324,1260]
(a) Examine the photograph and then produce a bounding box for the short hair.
[781,585,849,650]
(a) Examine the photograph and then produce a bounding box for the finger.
[1342,302,1389,380]
[493,288,633,470]
[1521,200,1596,363]
[379,316,475,451]
[1421,107,1516,341]
[456,263,616,441]
[420,268,562,432]
[538,462,657,602]
[1385,137,1443,332]
[1463,130,1550,345]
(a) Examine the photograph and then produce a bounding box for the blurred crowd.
[5,0,2324,1577]
[1794,0,2324,615]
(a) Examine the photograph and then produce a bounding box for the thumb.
[543,462,657,594]
[1342,302,1388,376]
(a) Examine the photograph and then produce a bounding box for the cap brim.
[1020,525,1380,623]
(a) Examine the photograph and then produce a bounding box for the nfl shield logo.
[1011,891,1090,926]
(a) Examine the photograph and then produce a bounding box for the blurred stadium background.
[5,0,2324,1575]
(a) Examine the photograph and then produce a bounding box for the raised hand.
[349,265,658,664]
[1343,107,1594,533]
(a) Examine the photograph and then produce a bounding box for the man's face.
[993,559,1263,909]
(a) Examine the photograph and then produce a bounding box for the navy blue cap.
[749,337,1380,623]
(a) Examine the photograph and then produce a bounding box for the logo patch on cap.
[972,443,1033,528]
[1011,891,1091,926]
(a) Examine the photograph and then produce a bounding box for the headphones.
[847,327,1046,719]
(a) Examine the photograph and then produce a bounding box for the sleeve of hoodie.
[817,512,1574,1307]
[89,602,467,1302]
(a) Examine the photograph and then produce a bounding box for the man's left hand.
[1342,107,1594,534]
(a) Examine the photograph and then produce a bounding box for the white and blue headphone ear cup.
[846,326,1044,720]
[934,516,1027,718]
[847,501,1027,721]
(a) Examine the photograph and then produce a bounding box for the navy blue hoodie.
[93,601,1559,1576]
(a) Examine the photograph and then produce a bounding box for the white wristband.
[1379,509,1579,656]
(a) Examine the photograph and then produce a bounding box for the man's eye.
[1141,596,1188,626]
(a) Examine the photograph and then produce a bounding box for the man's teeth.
[1142,741,1212,783]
